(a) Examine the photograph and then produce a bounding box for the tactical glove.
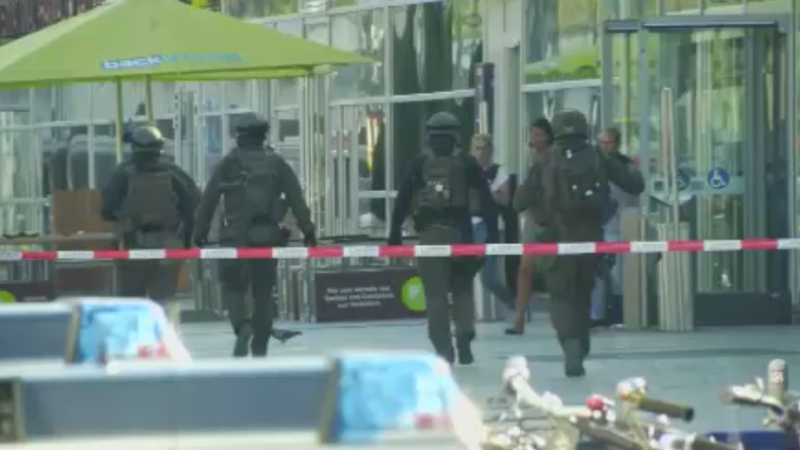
[303,231,317,248]
[388,231,402,246]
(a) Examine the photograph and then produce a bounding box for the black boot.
[562,338,586,378]
[456,332,475,365]
[431,337,455,365]
[251,323,272,357]
[251,334,270,357]
[581,332,591,359]
[436,346,455,364]
[233,323,253,358]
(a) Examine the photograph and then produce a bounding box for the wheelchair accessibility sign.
[707,168,730,190]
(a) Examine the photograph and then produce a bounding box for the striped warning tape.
[0,238,797,261]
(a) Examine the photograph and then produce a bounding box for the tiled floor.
[180,317,800,432]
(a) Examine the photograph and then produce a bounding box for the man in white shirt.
[470,134,514,309]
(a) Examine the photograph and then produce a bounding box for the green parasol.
[0,0,373,158]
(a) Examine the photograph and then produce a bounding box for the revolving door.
[602,15,794,326]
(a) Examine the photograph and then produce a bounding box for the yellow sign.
[0,290,15,303]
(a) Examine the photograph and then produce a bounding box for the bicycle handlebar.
[506,375,590,420]
[632,396,695,422]
[720,384,782,410]
[617,379,694,421]
[571,417,644,450]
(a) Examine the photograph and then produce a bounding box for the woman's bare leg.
[507,256,534,333]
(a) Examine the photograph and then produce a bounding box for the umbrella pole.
[114,79,124,163]
[144,75,154,122]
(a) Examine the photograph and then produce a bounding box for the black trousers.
[117,260,181,303]
[416,226,477,354]
[543,254,598,355]
[218,259,278,347]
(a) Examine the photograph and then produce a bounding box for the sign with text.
[315,269,426,323]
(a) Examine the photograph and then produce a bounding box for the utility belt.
[222,215,284,246]
[122,227,180,249]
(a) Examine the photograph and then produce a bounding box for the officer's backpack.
[539,144,610,228]
[120,165,180,231]
[229,150,284,223]
[417,149,469,211]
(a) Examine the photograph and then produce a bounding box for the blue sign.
[676,168,690,192]
[325,353,459,443]
[101,53,242,70]
[707,167,730,190]
[73,299,170,363]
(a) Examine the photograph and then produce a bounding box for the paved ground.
[180,315,800,433]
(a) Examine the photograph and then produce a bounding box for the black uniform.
[193,113,316,358]
[525,110,644,377]
[389,112,498,365]
[101,125,199,304]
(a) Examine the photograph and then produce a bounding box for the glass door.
[603,15,793,325]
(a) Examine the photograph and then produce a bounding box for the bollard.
[655,222,693,331]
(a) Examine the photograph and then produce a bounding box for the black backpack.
[120,165,180,230]
[416,149,469,211]
[540,145,610,228]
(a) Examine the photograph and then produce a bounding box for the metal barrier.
[191,235,417,324]
[0,233,117,303]
[655,222,694,331]
[278,234,417,323]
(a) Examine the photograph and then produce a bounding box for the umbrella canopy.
[0,0,373,88]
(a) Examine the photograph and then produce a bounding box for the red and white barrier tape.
[0,238,799,261]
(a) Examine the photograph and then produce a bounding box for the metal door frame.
[601,13,797,304]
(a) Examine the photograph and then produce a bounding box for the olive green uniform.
[525,111,644,376]
[194,136,315,357]
[100,127,199,311]
[389,112,498,364]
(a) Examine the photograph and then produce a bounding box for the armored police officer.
[101,125,200,322]
[388,112,498,365]
[522,110,644,377]
[193,113,316,358]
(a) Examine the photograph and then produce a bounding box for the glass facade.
[1,0,799,308]
[541,0,797,315]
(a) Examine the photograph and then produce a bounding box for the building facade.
[0,0,799,317]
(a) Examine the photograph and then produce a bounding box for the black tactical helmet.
[129,125,165,153]
[425,111,461,137]
[551,110,589,139]
[233,112,270,137]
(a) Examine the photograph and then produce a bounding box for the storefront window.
[330,9,386,100]
[743,0,789,13]
[524,0,600,84]
[656,0,701,14]
[274,20,304,107]
[389,0,484,96]
[306,18,329,45]
[373,97,475,221]
[227,0,297,17]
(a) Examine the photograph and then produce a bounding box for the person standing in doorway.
[470,134,514,310]
[506,118,553,335]
[591,127,638,326]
